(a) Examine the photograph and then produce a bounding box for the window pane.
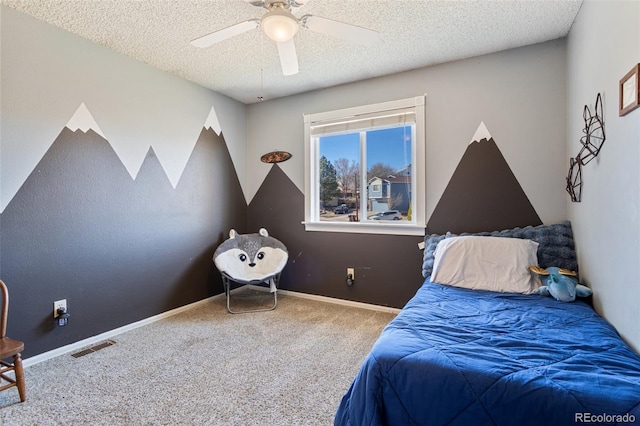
[318,133,359,222]
[304,96,425,235]
[366,126,412,222]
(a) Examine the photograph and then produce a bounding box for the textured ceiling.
[2,0,582,104]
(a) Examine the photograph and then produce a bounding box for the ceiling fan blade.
[190,19,260,48]
[244,0,266,7]
[290,0,311,13]
[277,39,299,76]
[301,15,379,46]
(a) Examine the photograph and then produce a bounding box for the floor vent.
[71,340,116,358]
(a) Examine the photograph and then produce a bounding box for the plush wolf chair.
[213,228,288,314]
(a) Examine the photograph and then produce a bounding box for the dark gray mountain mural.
[0,127,246,357]
[247,165,424,308]
[427,137,542,234]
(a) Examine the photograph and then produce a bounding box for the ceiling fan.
[190,0,380,76]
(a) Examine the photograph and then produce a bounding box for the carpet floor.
[0,290,397,425]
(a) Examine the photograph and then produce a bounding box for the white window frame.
[303,96,426,236]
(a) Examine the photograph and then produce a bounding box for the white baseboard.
[23,294,223,368]
[276,288,402,314]
[24,288,399,368]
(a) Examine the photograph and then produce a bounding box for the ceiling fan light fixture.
[261,7,299,42]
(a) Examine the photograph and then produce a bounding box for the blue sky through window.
[319,126,412,172]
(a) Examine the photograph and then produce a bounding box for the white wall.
[247,40,568,225]
[566,1,640,352]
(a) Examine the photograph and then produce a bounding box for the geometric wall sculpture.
[566,92,605,202]
[566,157,583,203]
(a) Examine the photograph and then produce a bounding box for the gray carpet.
[0,290,397,425]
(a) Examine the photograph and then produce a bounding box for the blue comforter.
[335,280,640,425]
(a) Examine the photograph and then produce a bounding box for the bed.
[335,222,640,425]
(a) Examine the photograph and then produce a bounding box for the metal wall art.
[566,93,605,202]
[577,92,605,166]
[566,157,582,203]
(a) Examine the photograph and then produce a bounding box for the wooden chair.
[0,279,26,402]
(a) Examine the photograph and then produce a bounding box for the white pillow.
[431,236,540,294]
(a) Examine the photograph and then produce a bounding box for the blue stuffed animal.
[530,266,593,302]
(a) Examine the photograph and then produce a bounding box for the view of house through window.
[318,125,413,223]
[304,96,425,235]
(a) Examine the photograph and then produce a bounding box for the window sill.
[302,221,426,236]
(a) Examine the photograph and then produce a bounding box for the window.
[303,96,425,235]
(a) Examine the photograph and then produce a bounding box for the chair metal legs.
[222,274,280,314]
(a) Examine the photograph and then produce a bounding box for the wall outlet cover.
[53,299,67,318]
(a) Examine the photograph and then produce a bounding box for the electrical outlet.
[53,299,67,318]
[346,268,355,287]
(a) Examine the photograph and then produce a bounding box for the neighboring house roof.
[395,165,412,176]
[368,177,390,185]
[387,175,411,184]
